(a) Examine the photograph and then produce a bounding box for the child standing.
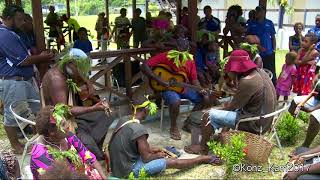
[293,33,320,95]
[205,41,220,84]
[276,52,297,100]
[289,22,304,53]
[74,27,93,54]
[195,33,209,88]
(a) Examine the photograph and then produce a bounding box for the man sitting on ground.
[185,50,276,154]
[41,48,114,160]
[108,97,222,178]
[141,38,210,140]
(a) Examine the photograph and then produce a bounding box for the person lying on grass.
[108,97,222,178]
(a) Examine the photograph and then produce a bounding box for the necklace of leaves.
[167,50,193,68]
[45,140,82,168]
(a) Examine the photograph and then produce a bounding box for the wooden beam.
[105,0,109,25]
[188,0,197,42]
[176,0,182,24]
[15,0,21,6]
[259,0,267,7]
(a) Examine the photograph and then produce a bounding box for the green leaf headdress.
[57,47,91,78]
[167,50,193,68]
[240,43,259,57]
[51,103,72,133]
[132,95,158,119]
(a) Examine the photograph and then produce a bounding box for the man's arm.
[20,52,54,66]
[136,135,166,163]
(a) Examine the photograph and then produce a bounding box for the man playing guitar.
[142,38,210,140]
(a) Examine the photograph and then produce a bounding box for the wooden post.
[188,0,197,42]
[259,0,267,7]
[105,0,109,25]
[124,56,132,98]
[132,0,137,17]
[15,0,21,6]
[145,0,149,18]
[66,0,71,42]
[176,0,182,24]
[31,0,45,52]
[31,0,47,79]
[278,5,285,29]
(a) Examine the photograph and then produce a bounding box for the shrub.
[128,168,149,180]
[276,112,300,145]
[207,133,247,180]
[297,111,310,124]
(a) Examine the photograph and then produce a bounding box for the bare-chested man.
[41,48,114,160]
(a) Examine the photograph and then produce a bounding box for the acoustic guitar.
[150,64,204,93]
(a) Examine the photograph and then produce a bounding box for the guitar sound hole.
[156,72,162,86]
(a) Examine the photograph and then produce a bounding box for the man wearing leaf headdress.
[142,38,210,140]
[41,48,114,161]
[108,98,221,178]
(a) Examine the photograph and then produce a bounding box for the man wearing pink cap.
[185,50,276,155]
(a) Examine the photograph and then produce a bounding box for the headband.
[132,96,158,119]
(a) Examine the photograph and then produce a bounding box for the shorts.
[0,79,39,127]
[294,96,320,122]
[132,157,166,177]
[161,89,202,105]
[208,109,239,130]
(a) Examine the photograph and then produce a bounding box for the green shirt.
[67,18,80,32]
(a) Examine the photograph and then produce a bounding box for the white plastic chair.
[234,101,289,159]
[9,99,41,176]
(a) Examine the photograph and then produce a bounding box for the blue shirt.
[247,19,276,57]
[18,32,36,50]
[198,16,221,32]
[74,40,93,53]
[0,25,33,78]
[308,26,320,41]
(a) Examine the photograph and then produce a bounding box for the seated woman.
[30,105,107,179]
[185,50,276,154]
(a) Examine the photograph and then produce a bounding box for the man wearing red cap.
[185,50,276,154]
